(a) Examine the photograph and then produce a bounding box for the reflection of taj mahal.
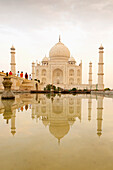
[0,94,104,142]
[32,94,82,143]
[32,36,104,90]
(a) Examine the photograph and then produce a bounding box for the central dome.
[49,36,70,61]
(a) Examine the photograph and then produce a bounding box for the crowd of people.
[7,70,32,80]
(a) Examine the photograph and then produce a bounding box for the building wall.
[35,60,82,88]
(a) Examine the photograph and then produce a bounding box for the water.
[0,93,113,170]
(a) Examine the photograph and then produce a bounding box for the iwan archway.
[52,69,63,85]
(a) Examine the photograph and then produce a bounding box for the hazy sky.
[0,0,113,87]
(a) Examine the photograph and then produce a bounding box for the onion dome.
[49,36,70,61]
[68,56,76,62]
[42,56,49,62]
[49,120,70,144]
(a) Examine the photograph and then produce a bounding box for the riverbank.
[91,90,113,97]
[0,89,91,94]
[31,90,91,94]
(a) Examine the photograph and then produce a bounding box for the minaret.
[98,45,104,90]
[97,97,103,137]
[89,62,92,85]
[32,62,35,80]
[10,45,16,75]
[80,60,82,84]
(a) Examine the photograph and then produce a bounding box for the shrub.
[104,88,110,91]
[83,89,88,91]
[46,84,51,91]
[71,88,77,91]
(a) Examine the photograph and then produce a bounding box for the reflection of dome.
[42,117,49,127]
[11,130,16,136]
[68,118,75,126]
[49,37,70,61]
[49,121,70,143]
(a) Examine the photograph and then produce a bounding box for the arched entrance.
[53,69,63,84]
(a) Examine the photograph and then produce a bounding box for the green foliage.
[104,88,110,91]
[71,88,77,91]
[46,84,51,91]
[83,89,88,91]
[57,87,62,91]
[94,89,98,91]
[53,85,56,90]
[45,84,57,91]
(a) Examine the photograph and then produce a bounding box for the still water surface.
[0,93,113,170]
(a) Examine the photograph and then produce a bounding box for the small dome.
[99,44,104,50]
[68,56,75,62]
[11,45,15,50]
[49,37,70,61]
[42,56,48,62]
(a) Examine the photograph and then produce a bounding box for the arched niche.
[36,69,39,76]
[42,78,46,84]
[69,69,74,76]
[69,78,74,85]
[77,69,80,76]
[42,69,46,76]
[52,69,63,84]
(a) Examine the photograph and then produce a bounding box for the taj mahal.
[0,36,104,91]
[32,36,104,90]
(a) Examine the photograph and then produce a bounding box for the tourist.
[29,104,31,109]
[6,72,8,76]
[20,71,23,78]
[25,105,28,110]
[21,106,23,112]
[17,71,20,77]
[9,71,12,75]
[25,72,28,79]
[29,74,31,80]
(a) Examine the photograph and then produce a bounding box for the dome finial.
[59,35,61,42]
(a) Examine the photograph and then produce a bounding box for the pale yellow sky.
[0,0,113,88]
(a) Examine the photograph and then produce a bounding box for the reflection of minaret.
[32,104,35,119]
[11,110,16,136]
[97,97,103,137]
[2,100,14,124]
[88,98,92,121]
